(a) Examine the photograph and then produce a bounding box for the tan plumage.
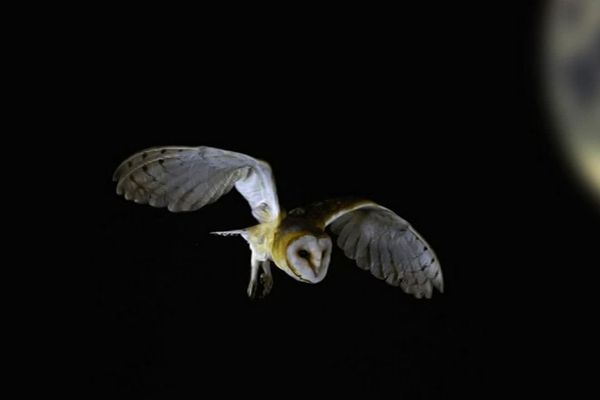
[114,145,444,299]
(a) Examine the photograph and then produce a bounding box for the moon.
[545,0,600,208]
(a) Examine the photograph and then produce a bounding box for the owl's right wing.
[113,146,280,223]
[304,198,443,299]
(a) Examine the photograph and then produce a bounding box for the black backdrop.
[83,2,599,396]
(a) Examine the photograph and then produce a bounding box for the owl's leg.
[247,257,273,299]
[247,257,260,299]
[259,260,273,298]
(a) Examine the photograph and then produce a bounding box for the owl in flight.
[113,146,443,299]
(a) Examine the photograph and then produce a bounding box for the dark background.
[83,2,598,396]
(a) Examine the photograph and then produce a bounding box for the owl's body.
[114,146,443,299]
[268,197,371,281]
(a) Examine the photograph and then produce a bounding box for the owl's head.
[284,234,332,283]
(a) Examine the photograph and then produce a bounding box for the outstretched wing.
[113,146,280,223]
[306,198,443,299]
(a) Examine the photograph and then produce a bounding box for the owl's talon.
[247,258,260,299]
[258,260,273,298]
[247,279,258,299]
[259,273,273,298]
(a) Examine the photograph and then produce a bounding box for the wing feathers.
[113,146,280,222]
[355,234,372,270]
[113,147,191,182]
[369,240,385,280]
[324,200,443,299]
[342,229,361,259]
[378,238,395,281]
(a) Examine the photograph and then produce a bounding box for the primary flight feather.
[113,146,443,299]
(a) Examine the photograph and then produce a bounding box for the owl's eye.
[297,249,310,259]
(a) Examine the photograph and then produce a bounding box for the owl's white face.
[285,235,332,283]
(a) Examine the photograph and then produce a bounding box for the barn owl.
[113,146,443,299]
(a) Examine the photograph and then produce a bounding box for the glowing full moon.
[546,0,600,208]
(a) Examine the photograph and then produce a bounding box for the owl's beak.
[307,256,322,277]
[313,254,322,268]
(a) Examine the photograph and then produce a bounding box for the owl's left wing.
[308,198,443,299]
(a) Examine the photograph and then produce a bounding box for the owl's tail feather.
[211,229,249,240]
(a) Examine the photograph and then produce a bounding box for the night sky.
[84,3,598,396]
